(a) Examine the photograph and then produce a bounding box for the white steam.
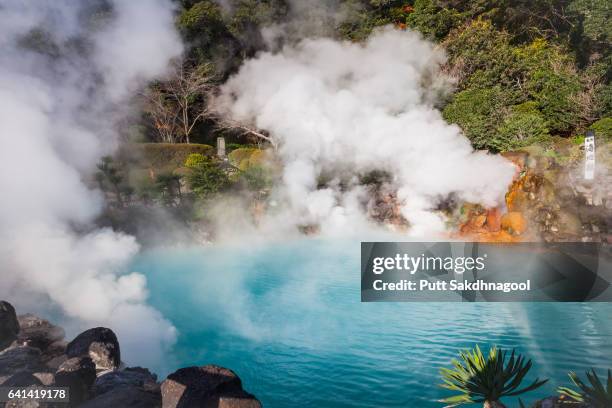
[219,27,515,235]
[0,0,181,367]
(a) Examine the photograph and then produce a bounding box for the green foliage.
[589,117,612,141]
[96,156,133,206]
[442,20,589,147]
[155,172,183,206]
[177,1,242,74]
[568,0,611,45]
[439,345,548,407]
[240,165,273,191]
[519,40,583,133]
[184,153,207,168]
[443,86,509,150]
[407,0,466,41]
[558,369,612,408]
[127,143,213,172]
[186,157,230,198]
[443,20,520,91]
[178,1,224,37]
[495,106,550,150]
[227,0,287,39]
[337,0,406,41]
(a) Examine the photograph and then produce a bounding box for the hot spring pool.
[132,239,612,407]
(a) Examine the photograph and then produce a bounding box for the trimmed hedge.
[122,143,214,171]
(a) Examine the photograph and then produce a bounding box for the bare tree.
[143,59,277,148]
[215,117,278,150]
[142,60,216,143]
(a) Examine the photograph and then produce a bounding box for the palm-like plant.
[558,369,612,408]
[439,345,548,408]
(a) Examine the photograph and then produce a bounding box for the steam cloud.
[0,0,181,367]
[219,27,516,236]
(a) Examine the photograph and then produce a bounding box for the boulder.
[40,340,67,365]
[79,386,161,408]
[1,371,43,387]
[0,301,20,351]
[32,371,55,386]
[161,365,261,408]
[16,314,65,351]
[45,354,68,371]
[66,327,120,371]
[0,346,43,375]
[79,367,162,408]
[93,367,158,396]
[54,357,96,406]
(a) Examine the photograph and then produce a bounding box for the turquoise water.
[133,239,612,408]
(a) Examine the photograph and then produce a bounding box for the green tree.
[185,156,230,198]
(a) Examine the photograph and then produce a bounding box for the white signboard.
[584,134,595,180]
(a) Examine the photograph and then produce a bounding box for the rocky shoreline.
[0,301,261,407]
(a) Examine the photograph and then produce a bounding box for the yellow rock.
[501,212,528,235]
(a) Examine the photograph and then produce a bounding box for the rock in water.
[0,301,20,350]
[161,365,261,408]
[66,327,120,371]
[55,356,96,406]
[16,314,65,351]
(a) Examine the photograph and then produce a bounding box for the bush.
[240,165,273,191]
[440,345,548,407]
[443,20,521,91]
[443,86,509,150]
[495,107,550,151]
[184,153,207,168]
[589,117,612,141]
[186,157,230,198]
[125,143,213,172]
[407,0,466,41]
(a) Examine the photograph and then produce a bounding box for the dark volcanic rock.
[80,367,162,408]
[66,327,120,371]
[54,357,96,406]
[0,346,43,375]
[16,314,65,351]
[1,371,43,387]
[0,301,20,351]
[40,340,67,365]
[93,367,158,396]
[161,365,261,408]
[79,386,161,408]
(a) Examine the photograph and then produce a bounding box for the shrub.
[589,117,612,141]
[186,157,230,198]
[495,108,550,151]
[440,345,548,407]
[184,153,207,168]
[442,86,509,150]
[127,143,213,172]
[407,0,466,41]
[558,369,612,408]
[240,165,273,191]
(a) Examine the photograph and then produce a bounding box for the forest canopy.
[161,0,611,152]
